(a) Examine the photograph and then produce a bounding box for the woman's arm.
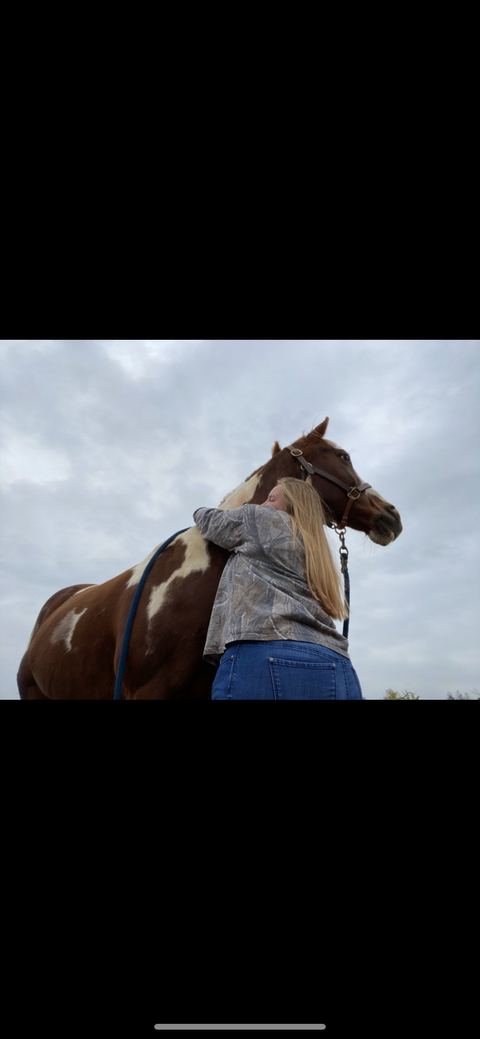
[193,506,246,550]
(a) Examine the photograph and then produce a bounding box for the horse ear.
[314,417,329,438]
[271,440,281,456]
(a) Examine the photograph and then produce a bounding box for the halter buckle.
[347,487,361,500]
[290,448,303,457]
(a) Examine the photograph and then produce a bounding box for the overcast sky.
[1,339,479,700]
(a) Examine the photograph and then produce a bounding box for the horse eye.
[342,454,350,462]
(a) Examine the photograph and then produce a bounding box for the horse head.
[225,417,403,546]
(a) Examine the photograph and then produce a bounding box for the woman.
[193,478,364,700]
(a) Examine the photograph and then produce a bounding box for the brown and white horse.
[17,418,402,699]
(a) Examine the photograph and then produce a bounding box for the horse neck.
[222,436,320,509]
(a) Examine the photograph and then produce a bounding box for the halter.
[285,443,372,640]
[285,444,371,528]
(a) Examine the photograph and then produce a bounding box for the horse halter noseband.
[285,444,371,529]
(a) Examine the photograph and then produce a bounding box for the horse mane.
[244,463,265,482]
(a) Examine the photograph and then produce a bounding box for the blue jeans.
[211,640,364,700]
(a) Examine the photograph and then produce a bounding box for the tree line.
[382,689,479,699]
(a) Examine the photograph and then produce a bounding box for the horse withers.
[17,418,403,700]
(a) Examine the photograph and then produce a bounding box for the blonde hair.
[277,477,349,621]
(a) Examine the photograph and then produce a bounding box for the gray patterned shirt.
[193,504,350,667]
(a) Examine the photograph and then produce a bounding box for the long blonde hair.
[278,477,349,621]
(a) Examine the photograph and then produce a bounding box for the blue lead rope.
[340,546,350,641]
[113,528,190,700]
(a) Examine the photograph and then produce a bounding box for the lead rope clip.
[332,525,350,638]
[333,525,348,571]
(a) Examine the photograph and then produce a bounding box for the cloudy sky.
[1,339,479,700]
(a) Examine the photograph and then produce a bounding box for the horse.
[17,417,403,699]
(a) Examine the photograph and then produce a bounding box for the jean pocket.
[268,658,337,700]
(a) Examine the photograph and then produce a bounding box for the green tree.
[382,689,479,699]
[446,690,480,699]
[383,689,420,699]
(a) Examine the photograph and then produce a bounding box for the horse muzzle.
[368,507,403,544]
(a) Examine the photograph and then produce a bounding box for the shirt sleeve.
[193,506,246,550]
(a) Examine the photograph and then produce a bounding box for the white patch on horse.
[50,608,88,652]
[218,472,261,510]
[369,529,395,544]
[127,542,167,589]
[73,586,94,595]
[147,528,211,622]
[129,473,261,594]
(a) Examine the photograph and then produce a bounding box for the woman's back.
[193,503,350,667]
